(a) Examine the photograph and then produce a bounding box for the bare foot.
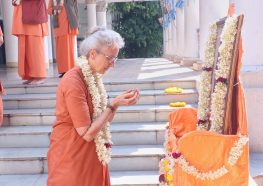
[22,79,33,85]
[28,79,45,85]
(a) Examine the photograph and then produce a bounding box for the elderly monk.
[48,0,79,78]
[47,27,140,186]
[12,0,49,85]
[0,27,4,47]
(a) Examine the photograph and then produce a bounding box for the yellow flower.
[164,87,183,94]
[162,159,169,166]
[164,165,170,172]
[169,183,174,186]
[170,102,187,107]
[167,174,173,182]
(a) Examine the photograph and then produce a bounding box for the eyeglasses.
[95,50,118,64]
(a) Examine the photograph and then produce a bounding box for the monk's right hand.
[111,89,140,108]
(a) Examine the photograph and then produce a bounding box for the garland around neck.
[76,56,112,165]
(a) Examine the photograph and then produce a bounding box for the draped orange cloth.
[48,0,78,74]
[0,81,5,126]
[166,37,249,185]
[12,3,48,80]
[47,67,110,186]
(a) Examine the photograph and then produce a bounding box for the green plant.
[108,2,163,58]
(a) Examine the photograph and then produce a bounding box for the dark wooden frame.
[223,15,244,134]
[208,15,244,134]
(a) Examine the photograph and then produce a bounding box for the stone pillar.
[44,38,50,69]
[86,0,97,33]
[2,1,18,67]
[96,1,107,27]
[175,3,184,62]
[163,28,169,57]
[170,21,177,61]
[166,24,173,58]
[45,0,52,69]
[199,0,228,61]
[234,0,263,153]
[181,0,199,66]
[74,36,78,59]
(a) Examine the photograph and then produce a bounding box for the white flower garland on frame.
[76,57,112,165]
[197,23,217,131]
[159,15,248,183]
[210,16,238,133]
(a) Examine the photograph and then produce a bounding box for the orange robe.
[48,0,78,74]
[0,81,5,126]
[12,3,48,80]
[47,67,110,186]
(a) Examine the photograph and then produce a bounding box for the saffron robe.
[47,67,110,186]
[12,3,48,80]
[48,0,78,74]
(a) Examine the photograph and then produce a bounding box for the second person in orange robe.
[12,0,49,85]
[48,0,79,78]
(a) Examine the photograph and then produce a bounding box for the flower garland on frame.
[159,16,248,183]
[197,23,217,131]
[210,16,238,133]
[76,57,112,165]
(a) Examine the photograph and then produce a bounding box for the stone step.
[0,122,166,147]
[3,104,196,126]
[250,152,263,186]
[0,156,261,185]
[3,79,196,94]
[0,171,159,186]
[3,89,198,109]
[0,145,164,174]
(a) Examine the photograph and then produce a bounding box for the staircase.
[0,59,200,185]
[0,58,262,186]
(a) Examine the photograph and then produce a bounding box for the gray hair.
[79,27,125,56]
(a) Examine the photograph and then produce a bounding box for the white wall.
[235,0,263,66]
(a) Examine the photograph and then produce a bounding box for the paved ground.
[0,58,200,84]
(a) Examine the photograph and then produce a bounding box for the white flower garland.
[76,57,112,165]
[160,15,247,183]
[197,23,217,131]
[210,16,238,133]
[177,135,248,180]
[228,134,248,166]
[160,131,248,182]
